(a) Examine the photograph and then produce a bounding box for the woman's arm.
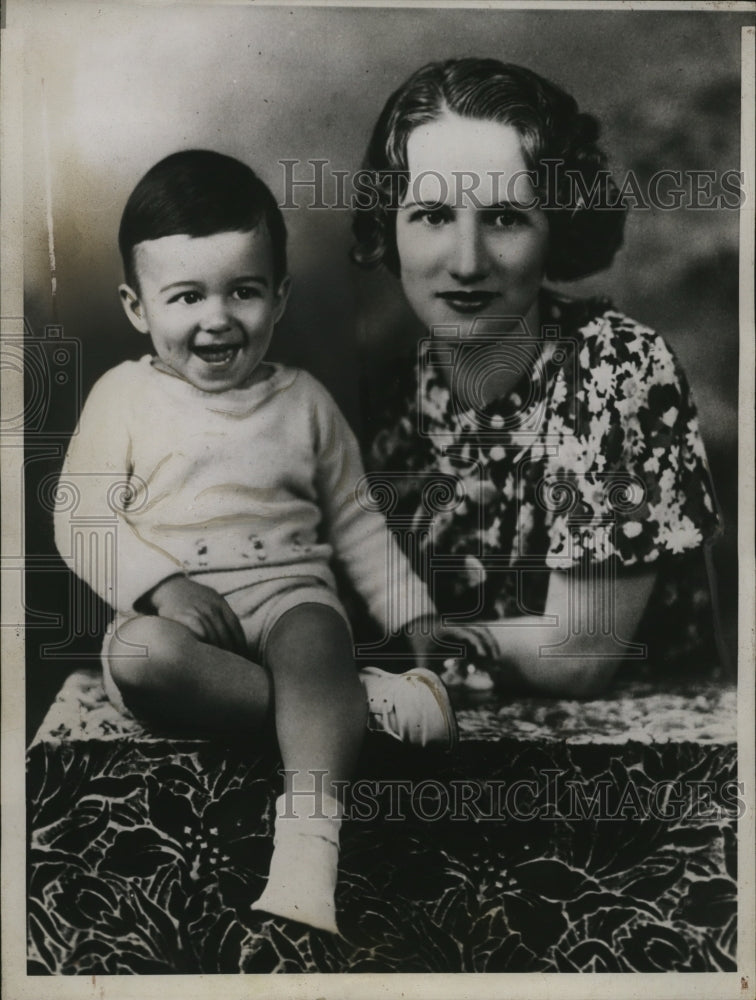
[421,567,657,698]
[483,567,657,697]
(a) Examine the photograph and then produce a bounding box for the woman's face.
[395,111,549,338]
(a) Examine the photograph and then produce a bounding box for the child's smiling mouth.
[192,344,241,366]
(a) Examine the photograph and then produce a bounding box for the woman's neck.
[437,295,542,407]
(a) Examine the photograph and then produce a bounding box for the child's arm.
[56,368,247,651]
[53,369,187,615]
[311,381,436,638]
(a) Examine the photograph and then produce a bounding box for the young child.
[54,150,457,935]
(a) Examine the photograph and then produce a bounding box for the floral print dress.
[361,293,723,675]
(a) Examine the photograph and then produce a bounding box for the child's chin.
[189,365,266,393]
[178,365,236,392]
[192,374,241,392]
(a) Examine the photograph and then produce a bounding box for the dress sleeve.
[546,317,721,569]
[307,375,435,629]
[53,366,185,612]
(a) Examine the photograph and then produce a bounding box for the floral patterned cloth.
[27,733,737,974]
[32,668,736,747]
[363,293,722,673]
[27,668,736,973]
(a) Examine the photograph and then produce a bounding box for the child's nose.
[201,297,231,330]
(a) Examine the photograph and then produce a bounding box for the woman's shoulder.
[546,292,702,449]
[546,291,680,381]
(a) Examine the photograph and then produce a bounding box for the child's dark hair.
[119,150,287,288]
[352,58,626,282]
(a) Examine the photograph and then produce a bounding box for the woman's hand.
[145,576,247,654]
[435,624,499,664]
[402,617,497,673]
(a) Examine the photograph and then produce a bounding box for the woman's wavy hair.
[351,58,626,281]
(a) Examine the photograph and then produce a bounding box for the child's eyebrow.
[160,281,201,293]
[234,275,270,287]
[159,275,270,293]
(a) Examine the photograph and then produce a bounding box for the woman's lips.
[435,291,501,314]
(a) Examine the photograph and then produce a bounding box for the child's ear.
[119,284,150,335]
[272,275,291,324]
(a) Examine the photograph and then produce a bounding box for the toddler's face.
[120,227,289,392]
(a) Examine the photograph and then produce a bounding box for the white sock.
[251,793,342,934]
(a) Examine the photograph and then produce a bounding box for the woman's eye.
[422,210,448,227]
[488,209,525,228]
[408,205,451,227]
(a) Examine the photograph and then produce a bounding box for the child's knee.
[267,602,353,667]
[107,615,188,700]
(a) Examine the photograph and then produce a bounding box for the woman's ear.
[272,275,291,324]
[119,284,150,335]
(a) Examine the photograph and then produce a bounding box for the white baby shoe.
[360,666,458,750]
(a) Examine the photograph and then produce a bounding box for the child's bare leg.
[107,615,271,731]
[251,603,366,932]
[266,603,366,798]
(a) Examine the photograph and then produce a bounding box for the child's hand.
[402,615,446,671]
[147,576,247,654]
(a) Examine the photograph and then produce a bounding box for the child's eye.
[233,286,262,300]
[169,290,203,305]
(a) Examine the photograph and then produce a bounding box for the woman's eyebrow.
[481,199,531,211]
[400,197,534,212]
[400,199,450,210]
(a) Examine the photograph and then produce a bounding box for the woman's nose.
[448,218,489,283]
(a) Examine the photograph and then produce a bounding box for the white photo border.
[2,3,754,998]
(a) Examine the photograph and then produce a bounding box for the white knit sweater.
[54,357,432,629]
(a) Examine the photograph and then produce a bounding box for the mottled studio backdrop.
[18,3,750,732]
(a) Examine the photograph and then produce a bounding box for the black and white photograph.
[1,1,754,996]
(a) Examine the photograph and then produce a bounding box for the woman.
[351,58,722,698]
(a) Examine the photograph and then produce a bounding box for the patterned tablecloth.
[31,666,737,747]
[27,668,738,974]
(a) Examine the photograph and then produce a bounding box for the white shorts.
[101,570,351,716]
